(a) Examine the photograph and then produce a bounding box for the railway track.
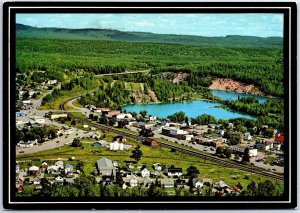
[59,98,284,181]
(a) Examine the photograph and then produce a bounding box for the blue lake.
[211,90,268,104]
[122,90,269,120]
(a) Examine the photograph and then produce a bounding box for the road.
[94,70,150,77]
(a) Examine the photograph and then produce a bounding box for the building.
[32,116,45,124]
[22,100,31,105]
[16,112,27,117]
[230,146,257,157]
[243,132,253,141]
[215,129,225,136]
[274,133,284,144]
[167,168,183,178]
[141,167,151,178]
[192,178,204,189]
[116,113,133,119]
[255,140,273,151]
[64,164,73,174]
[95,157,116,176]
[47,80,57,85]
[162,127,188,137]
[143,138,158,147]
[109,141,124,151]
[50,113,68,120]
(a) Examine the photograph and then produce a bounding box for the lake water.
[122,90,269,120]
[211,90,268,104]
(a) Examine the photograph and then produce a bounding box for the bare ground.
[209,78,265,96]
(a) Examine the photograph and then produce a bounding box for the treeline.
[21,173,282,198]
[16,126,57,144]
[149,79,193,102]
[16,37,283,96]
[78,81,131,108]
[30,70,64,83]
[41,75,99,105]
[222,97,284,129]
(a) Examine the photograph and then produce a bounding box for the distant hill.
[16,23,283,48]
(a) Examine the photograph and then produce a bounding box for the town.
[15,78,284,197]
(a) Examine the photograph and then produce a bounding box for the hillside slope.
[16,23,283,48]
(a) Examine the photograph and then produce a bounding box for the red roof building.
[274,133,284,143]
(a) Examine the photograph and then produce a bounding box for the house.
[116,113,133,120]
[48,165,59,174]
[143,138,158,147]
[167,167,183,178]
[83,124,89,128]
[64,164,73,174]
[123,174,140,187]
[160,178,174,188]
[33,177,41,185]
[55,160,64,169]
[143,177,154,187]
[162,127,188,137]
[208,124,216,129]
[57,127,73,135]
[40,162,48,169]
[28,166,39,175]
[141,167,151,178]
[47,80,57,85]
[243,132,253,140]
[16,112,27,117]
[274,133,284,144]
[95,157,116,176]
[152,163,163,171]
[55,175,64,183]
[50,113,68,120]
[22,100,31,105]
[230,146,257,157]
[32,116,45,124]
[149,116,157,122]
[214,180,229,190]
[255,140,273,151]
[215,129,225,136]
[114,136,126,143]
[192,178,204,189]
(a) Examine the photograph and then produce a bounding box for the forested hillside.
[16,37,284,96]
[16,23,283,48]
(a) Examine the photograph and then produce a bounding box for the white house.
[48,165,59,174]
[167,168,183,178]
[64,164,73,174]
[22,100,31,105]
[55,160,64,169]
[109,141,124,151]
[47,80,57,85]
[116,113,133,119]
[215,129,225,136]
[243,132,253,140]
[141,167,150,178]
[149,116,157,122]
[192,178,204,189]
[28,166,39,174]
[153,163,162,171]
[55,175,64,183]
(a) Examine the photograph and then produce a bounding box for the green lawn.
[125,82,144,91]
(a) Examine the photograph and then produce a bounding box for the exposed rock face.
[209,78,265,96]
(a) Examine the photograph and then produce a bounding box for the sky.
[16,13,284,37]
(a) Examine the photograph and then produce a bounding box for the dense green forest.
[16,23,283,48]
[16,37,283,96]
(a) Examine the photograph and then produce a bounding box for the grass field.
[125,82,144,91]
